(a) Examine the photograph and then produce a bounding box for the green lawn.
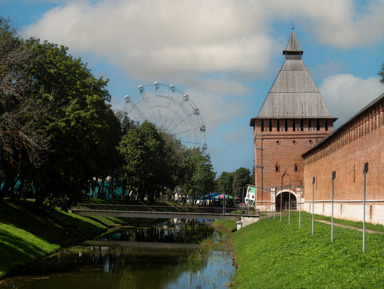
[231,212,384,288]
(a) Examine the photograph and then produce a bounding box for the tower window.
[293,120,295,131]
[269,119,272,131]
[285,119,288,131]
[325,120,328,131]
[309,119,312,131]
[277,119,280,131]
[294,164,299,172]
[317,119,320,131]
[261,120,264,131]
[275,164,280,172]
[301,119,304,131]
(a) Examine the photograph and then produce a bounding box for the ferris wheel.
[117,82,207,150]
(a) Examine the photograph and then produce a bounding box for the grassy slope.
[232,212,384,289]
[0,200,109,278]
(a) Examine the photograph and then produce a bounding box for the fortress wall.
[303,96,384,224]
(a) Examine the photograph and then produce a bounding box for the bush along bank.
[231,212,384,289]
[0,200,114,279]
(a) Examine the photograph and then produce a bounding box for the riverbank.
[0,200,122,279]
[230,212,384,288]
[0,199,210,279]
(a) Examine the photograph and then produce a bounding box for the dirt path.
[315,219,384,234]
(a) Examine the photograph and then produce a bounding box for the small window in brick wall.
[275,164,280,172]
[294,164,299,172]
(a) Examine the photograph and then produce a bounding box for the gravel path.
[315,219,384,234]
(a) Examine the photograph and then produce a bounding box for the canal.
[1,219,235,289]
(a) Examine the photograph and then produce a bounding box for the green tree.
[27,39,122,208]
[183,148,216,205]
[0,18,53,200]
[218,172,234,195]
[119,121,169,202]
[232,167,251,199]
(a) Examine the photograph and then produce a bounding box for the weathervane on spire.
[291,22,294,31]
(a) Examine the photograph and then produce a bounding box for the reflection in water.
[98,219,215,244]
[1,219,234,289]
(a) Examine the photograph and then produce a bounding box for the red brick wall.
[303,99,384,223]
[252,118,333,205]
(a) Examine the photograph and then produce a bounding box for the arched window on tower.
[294,163,299,172]
[275,163,280,173]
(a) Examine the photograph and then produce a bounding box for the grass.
[231,211,384,288]
[0,200,108,278]
[214,219,237,233]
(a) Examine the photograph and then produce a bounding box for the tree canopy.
[216,167,252,199]
[0,18,121,208]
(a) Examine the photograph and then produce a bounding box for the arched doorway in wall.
[275,191,297,211]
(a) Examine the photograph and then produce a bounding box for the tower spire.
[283,29,303,56]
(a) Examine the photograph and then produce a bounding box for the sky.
[2,0,384,175]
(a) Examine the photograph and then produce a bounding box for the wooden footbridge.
[72,204,259,221]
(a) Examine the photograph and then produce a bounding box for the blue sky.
[2,0,384,175]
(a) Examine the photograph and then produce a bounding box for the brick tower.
[250,29,336,211]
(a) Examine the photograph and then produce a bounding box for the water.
[1,219,235,289]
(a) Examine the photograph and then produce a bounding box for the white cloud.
[319,74,384,127]
[187,87,247,131]
[261,0,384,48]
[25,0,384,82]
[25,0,274,78]
[23,0,384,135]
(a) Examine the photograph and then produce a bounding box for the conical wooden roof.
[256,31,333,119]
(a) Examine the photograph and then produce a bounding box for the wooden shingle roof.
[255,31,334,120]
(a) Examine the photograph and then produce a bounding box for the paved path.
[316,219,384,234]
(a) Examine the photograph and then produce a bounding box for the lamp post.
[280,181,283,223]
[363,162,369,252]
[312,176,315,235]
[288,183,291,225]
[331,171,336,242]
[274,187,276,220]
[299,180,302,229]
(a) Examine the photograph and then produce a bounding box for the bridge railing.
[76,203,258,216]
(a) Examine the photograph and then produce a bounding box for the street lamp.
[331,171,336,242]
[363,162,369,252]
[312,176,315,235]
